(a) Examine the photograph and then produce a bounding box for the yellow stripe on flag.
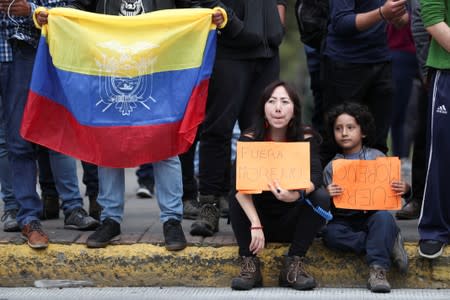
[43,8,216,77]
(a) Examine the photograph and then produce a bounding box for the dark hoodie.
[200,0,287,59]
[69,0,193,15]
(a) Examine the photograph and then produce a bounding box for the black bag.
[295,0,329,50]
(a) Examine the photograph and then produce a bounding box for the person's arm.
[0,0,31,16]
[425,22,450,52]
[355,0,407,31]
[410,0,430,83]
[277,1,286,27]
[420,0,450,52]
[323,160,343,197]
[391,180,411,196]
[235,192,265,255]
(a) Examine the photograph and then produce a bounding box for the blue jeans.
[98,156,183,223]
[323,211,398,269]
[0,98,18,212]
[0,42,41,227]
[47,149,84,215]
[0,41,84,226]
[36,146,87,214]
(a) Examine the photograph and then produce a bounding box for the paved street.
[0,287,449,300]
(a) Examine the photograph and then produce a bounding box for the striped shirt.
[0,0,66,62]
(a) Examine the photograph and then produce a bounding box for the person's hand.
[36,10,48,26]
[212,10,225,28]
[268,180,300,203]
[0,0,31,16]
[391,180,410,196]
[327,183,343,197]
[249,226,265,255]
[380,0,407,22]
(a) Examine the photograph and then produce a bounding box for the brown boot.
[190,194,220,237]
[88,194,102,221]
[279,256,316,290]
[22,220,49,249]
[395,201,421,220]
[367,264,391,293]
[231,256,262,290]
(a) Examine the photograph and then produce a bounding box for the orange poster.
[332,157,401,210]
[236,141,310,193]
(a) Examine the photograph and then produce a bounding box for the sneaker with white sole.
[418,240,446,259]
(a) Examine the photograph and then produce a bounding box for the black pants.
[410,83,428,204]
[230,187,330,257]
[179,132,199,200]
[321,57,394,166]
[199,56,280,196]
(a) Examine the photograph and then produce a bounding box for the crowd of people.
[0,0,448,293]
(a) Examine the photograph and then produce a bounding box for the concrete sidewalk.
[0,168,448,288]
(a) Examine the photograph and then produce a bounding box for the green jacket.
[420,0,450,69]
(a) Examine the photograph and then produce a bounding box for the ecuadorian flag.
[21,8,219,167]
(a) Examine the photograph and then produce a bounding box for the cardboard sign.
[236,141,310,193]
[332,157,401,210]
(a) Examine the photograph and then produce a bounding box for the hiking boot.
[231,256,262,290]
[190,195,220,237]
[395,201,420,220]
[64,207,99,230]
[163,219,187,251]
[21,220,49,249]
[391,232,408,274]
[367,264,391,293]
[183,198,200,220]
[219,195,229,218]
[279,256,316,290]
[86,218,121,248]
[1,209,20,232]
[41,195,60,220]
[88,194,101,221]
[418,240,446,259]
[136,182,154,198]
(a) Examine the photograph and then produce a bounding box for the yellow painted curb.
[0,242,448,288]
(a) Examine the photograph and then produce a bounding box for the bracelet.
[250,226,263,230]
[379,6,386,21]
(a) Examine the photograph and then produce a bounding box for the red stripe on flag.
[21,80,209,168]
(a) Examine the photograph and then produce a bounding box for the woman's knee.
[309,186,331,210]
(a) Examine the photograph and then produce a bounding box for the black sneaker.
[86,218,121,248]
[163,219,187,251]
[64,207,99,230]
[136,182,154,198]
[419,240,446,259]
[1,209,20,232]
[391,232,408,274]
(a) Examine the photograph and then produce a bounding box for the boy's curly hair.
[326,102,376,148]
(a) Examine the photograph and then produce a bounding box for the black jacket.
[69,0,194,14]
[201,0,287,59]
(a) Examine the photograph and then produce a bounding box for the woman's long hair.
[248,80,312,142]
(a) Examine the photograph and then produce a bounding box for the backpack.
[295,0,329,50]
